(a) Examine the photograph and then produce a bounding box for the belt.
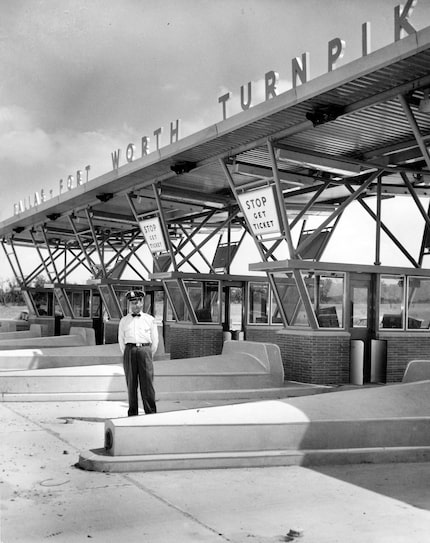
[126,343,151,348]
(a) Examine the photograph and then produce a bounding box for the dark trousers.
[123,345,156,416]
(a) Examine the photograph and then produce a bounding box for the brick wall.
[378,332,430,383]
[247,327,351,384]
[169,323,223,359]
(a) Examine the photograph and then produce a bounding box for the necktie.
[132,313,141,317]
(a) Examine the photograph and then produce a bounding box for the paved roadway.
[1,399,430,543]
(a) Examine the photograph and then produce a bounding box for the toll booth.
[21,284,102,339]
[248,259,430,385]
[150,272,281,359]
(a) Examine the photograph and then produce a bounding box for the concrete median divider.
[79,380,430,472]
[0,318,30,332]
[0,323,45,340]
[0,326,95,357]
[0,340,292,401]
[402,359,430,382]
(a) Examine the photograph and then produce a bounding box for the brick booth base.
[378,332,430,383]
[247,327,351,385]
[169,323,224,359]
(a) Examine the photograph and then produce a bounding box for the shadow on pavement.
[312,462,430,511]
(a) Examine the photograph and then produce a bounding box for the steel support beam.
[29,229,55,283]
[345,183,419,268]
[39,224,61,282]
[85,209,107,278]
[1,239,25,285]
[295,171,381,257]
[375,175,382,266]
[267,139,296,257]
[68,214,99,277]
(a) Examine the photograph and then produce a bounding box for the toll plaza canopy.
[2,27,430,277]
[2,26,430,386]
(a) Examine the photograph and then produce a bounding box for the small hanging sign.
[139,217,167,253]
[238,186,281,236]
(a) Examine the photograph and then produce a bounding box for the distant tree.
[33,275,47,288]
[0,277,25,305]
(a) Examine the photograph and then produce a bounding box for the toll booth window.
[249,283,269,324]
[407,277,430,329]
[227,287,242,330]
[91,294,101,318]
[380,275,404,329]
[270,282,285,325]
[165,281,187,321]
[83,290,90,317]
[315,273,344,328]
[54,288,73,318]
[351,285,368,327]
[116,290,129,316]
[33,292,52,316]
[98,285,122,320]
[154,291,164,320]
[54,298,63,317]
[184,280,220,323]
[166,297,175,321]
[68,291,90,318]
[72,292,83,317]
[143,295,151,314]
[273,273,310,327]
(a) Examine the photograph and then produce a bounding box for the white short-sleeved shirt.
[118,312,159,355]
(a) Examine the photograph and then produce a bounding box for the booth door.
[92,292,104,345]
[349,273,375,383]
[222,285,244,340]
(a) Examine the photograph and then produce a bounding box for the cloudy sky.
[1,0,430,275]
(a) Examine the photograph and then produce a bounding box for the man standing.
[118,289,159,416]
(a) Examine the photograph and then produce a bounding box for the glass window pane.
[154,291,164,322]
[380,275,404,329]
[166,297,175,321]
[98,285,122,319]
[54,288,73,317]
[32,291,52,316]
[407,277,430,329]
[249,282,269,324]
[185,280,219,323]
[229,287,242,329]
[273,273,310,327]
[352,286,368,327]
[83,290,90,318]
[316,273,344,328]
[71,292,83,317]
[165,281,187,321]
[270,286,284,324]
[91,293,101,318]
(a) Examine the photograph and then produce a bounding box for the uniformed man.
[118,289,159,416]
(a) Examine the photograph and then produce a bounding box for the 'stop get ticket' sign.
[139,217,167,254]
[237,186,281,237]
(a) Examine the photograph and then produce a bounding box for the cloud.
[0,107,55,167]
[0,105,148,220]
